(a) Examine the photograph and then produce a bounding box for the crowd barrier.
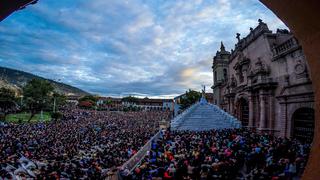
[116,130,163,179]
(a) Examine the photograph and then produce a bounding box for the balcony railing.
[272,37,299,59]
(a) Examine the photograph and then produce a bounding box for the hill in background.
[0,66,89,96]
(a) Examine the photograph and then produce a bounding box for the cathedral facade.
[212,19,314,141]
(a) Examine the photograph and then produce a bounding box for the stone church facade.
[211,19,314,141]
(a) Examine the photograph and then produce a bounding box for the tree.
[179,89,201,110]
[122,96,138,103]
[79,100,94,108]
[0,87,16,121]
[23,79,54,121]
[79,95,98,105]
[78,95,98,109]
[104,99,112,105]
[52,92,66,112]
[51,111,63,121]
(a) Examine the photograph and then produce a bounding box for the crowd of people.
[0,107,171,179]
[126,129,310,180]
[0,104,312,179]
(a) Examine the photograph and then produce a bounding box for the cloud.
[0,0,287,98]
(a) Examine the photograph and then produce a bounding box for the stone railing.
[272,37,299,59]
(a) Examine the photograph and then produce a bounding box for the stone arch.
[259,0,320,178]
[292,107,315,143]
[284,102,314,138]
[288,102,314,130]
[234,93,249,103]
[233,93,249,115]
[236,97,249,126]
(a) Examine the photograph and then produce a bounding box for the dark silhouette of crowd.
[127,129,310,180]
[0,108,170,179]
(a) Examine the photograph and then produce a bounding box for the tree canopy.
[122,96,138,102]
[23,79,54,121]
[52,92,67,112]
[79,95,98,104]
[179,89,201,110]
[0,87,17,120]
[78,95,98,109]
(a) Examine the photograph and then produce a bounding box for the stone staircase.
[171,101,241,131]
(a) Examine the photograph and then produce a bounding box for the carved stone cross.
[236,33,241,42]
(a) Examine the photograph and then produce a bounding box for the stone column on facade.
[218,87,221,106]
[230,98,235,116]
[259,90,267,129]
[279,102,287,137]
[268,92,274,130]
[228,98,231,113]
[229,98,233,115]
[248,94,254,127]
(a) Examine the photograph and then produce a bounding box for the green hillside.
[0,66,89,96]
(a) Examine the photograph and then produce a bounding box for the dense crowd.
[0,108,171,179]
[127,129,310,180]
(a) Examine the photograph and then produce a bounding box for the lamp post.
[52,78,61,113]
[20,95,23,108]
[41,99,45,121]
[40,109,43,121]
[53,95,56,113]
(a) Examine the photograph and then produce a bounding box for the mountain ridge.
[0,66,89,96]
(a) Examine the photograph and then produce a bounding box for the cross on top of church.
[202,85,206,96]
[236,33,241,42]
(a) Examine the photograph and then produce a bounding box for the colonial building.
[122,97,174,111]
[97,97,123,110]
[212,19,314,142]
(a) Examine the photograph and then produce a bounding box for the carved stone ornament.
[230,75,237,87]
[253,58,269,75]
[294,59,306,75]
[224,88,228,94]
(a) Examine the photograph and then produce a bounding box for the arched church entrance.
[292,108,315,143]
[237,98,249,126]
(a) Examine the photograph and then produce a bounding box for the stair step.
[171,102,241,131]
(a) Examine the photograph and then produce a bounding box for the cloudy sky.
[0,0,287,98]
